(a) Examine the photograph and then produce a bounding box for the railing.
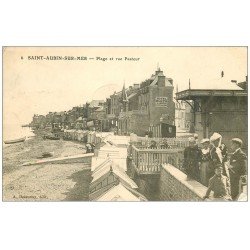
[62,130,113,144]
[130,136,189,149]
[63,130,88,142]
[130,145,184,175]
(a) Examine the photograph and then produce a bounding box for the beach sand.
[3,133,92,201]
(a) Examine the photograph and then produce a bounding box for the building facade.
[176,76,248,148]
[117,68,175,136]
[174,100,192,132]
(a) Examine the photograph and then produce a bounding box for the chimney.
[155,68,165,87]
[155,68,163,76]
[158,74,166,87]
[221,71,224,78]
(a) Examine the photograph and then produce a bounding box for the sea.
[3,123,35,146]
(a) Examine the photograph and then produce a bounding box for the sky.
[3,47,247,127]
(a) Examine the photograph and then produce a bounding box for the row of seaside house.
[30,68,248,149]
[30,100,106,131]
[30,68,194,136]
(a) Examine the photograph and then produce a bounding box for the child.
[203,166,232,201]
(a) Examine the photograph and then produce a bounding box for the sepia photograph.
[2,46,248,202]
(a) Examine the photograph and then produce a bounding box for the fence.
[63,130,88,142]
[63,130,114,145]
[130,135,189,149]
[88,132,114,145]
[130,144,184,175]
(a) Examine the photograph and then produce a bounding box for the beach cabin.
[91,142,128,171]
[89,158,138,200]
[94,183,147,201]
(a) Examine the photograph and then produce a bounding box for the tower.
[121,83,128,112]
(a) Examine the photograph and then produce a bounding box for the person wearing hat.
[199,138,211,186]
[193,133,199,145]
[203,166,232,201]
[209,132,224,180]
[149,140,157,149]
[160,138,171,149]
[183,137,201,181]
[228,138,247,200]
[86,143,92,153]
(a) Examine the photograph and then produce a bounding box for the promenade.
[3,130,247,201]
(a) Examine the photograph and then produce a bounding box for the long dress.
[209,145,223,180]
[183,146,201,181]
[200,148,210,186]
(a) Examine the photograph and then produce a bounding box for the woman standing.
[183,137,201,181]
[199,138,211,186]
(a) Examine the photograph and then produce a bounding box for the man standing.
[203,166,232,201]
[209,132,224,180]
[183,137,201,181]
[228,138,247,200]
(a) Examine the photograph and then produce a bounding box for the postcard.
[2,46,248,201]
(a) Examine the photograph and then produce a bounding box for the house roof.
[76,117,83,121]
[89,100,104,108]
[95,106,104,112]
[189,76,244,90]
[176,76,247,100]
[91,159,137,189]
[150,75,173,87]
[95,183,146,201]
[176,88,247,100]
[127,92,138,99]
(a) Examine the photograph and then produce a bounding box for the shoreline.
[3,132,92,201]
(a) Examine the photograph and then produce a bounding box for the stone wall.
[159,164,207,201]
[127,156,160,201]
[134,175,160,201]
